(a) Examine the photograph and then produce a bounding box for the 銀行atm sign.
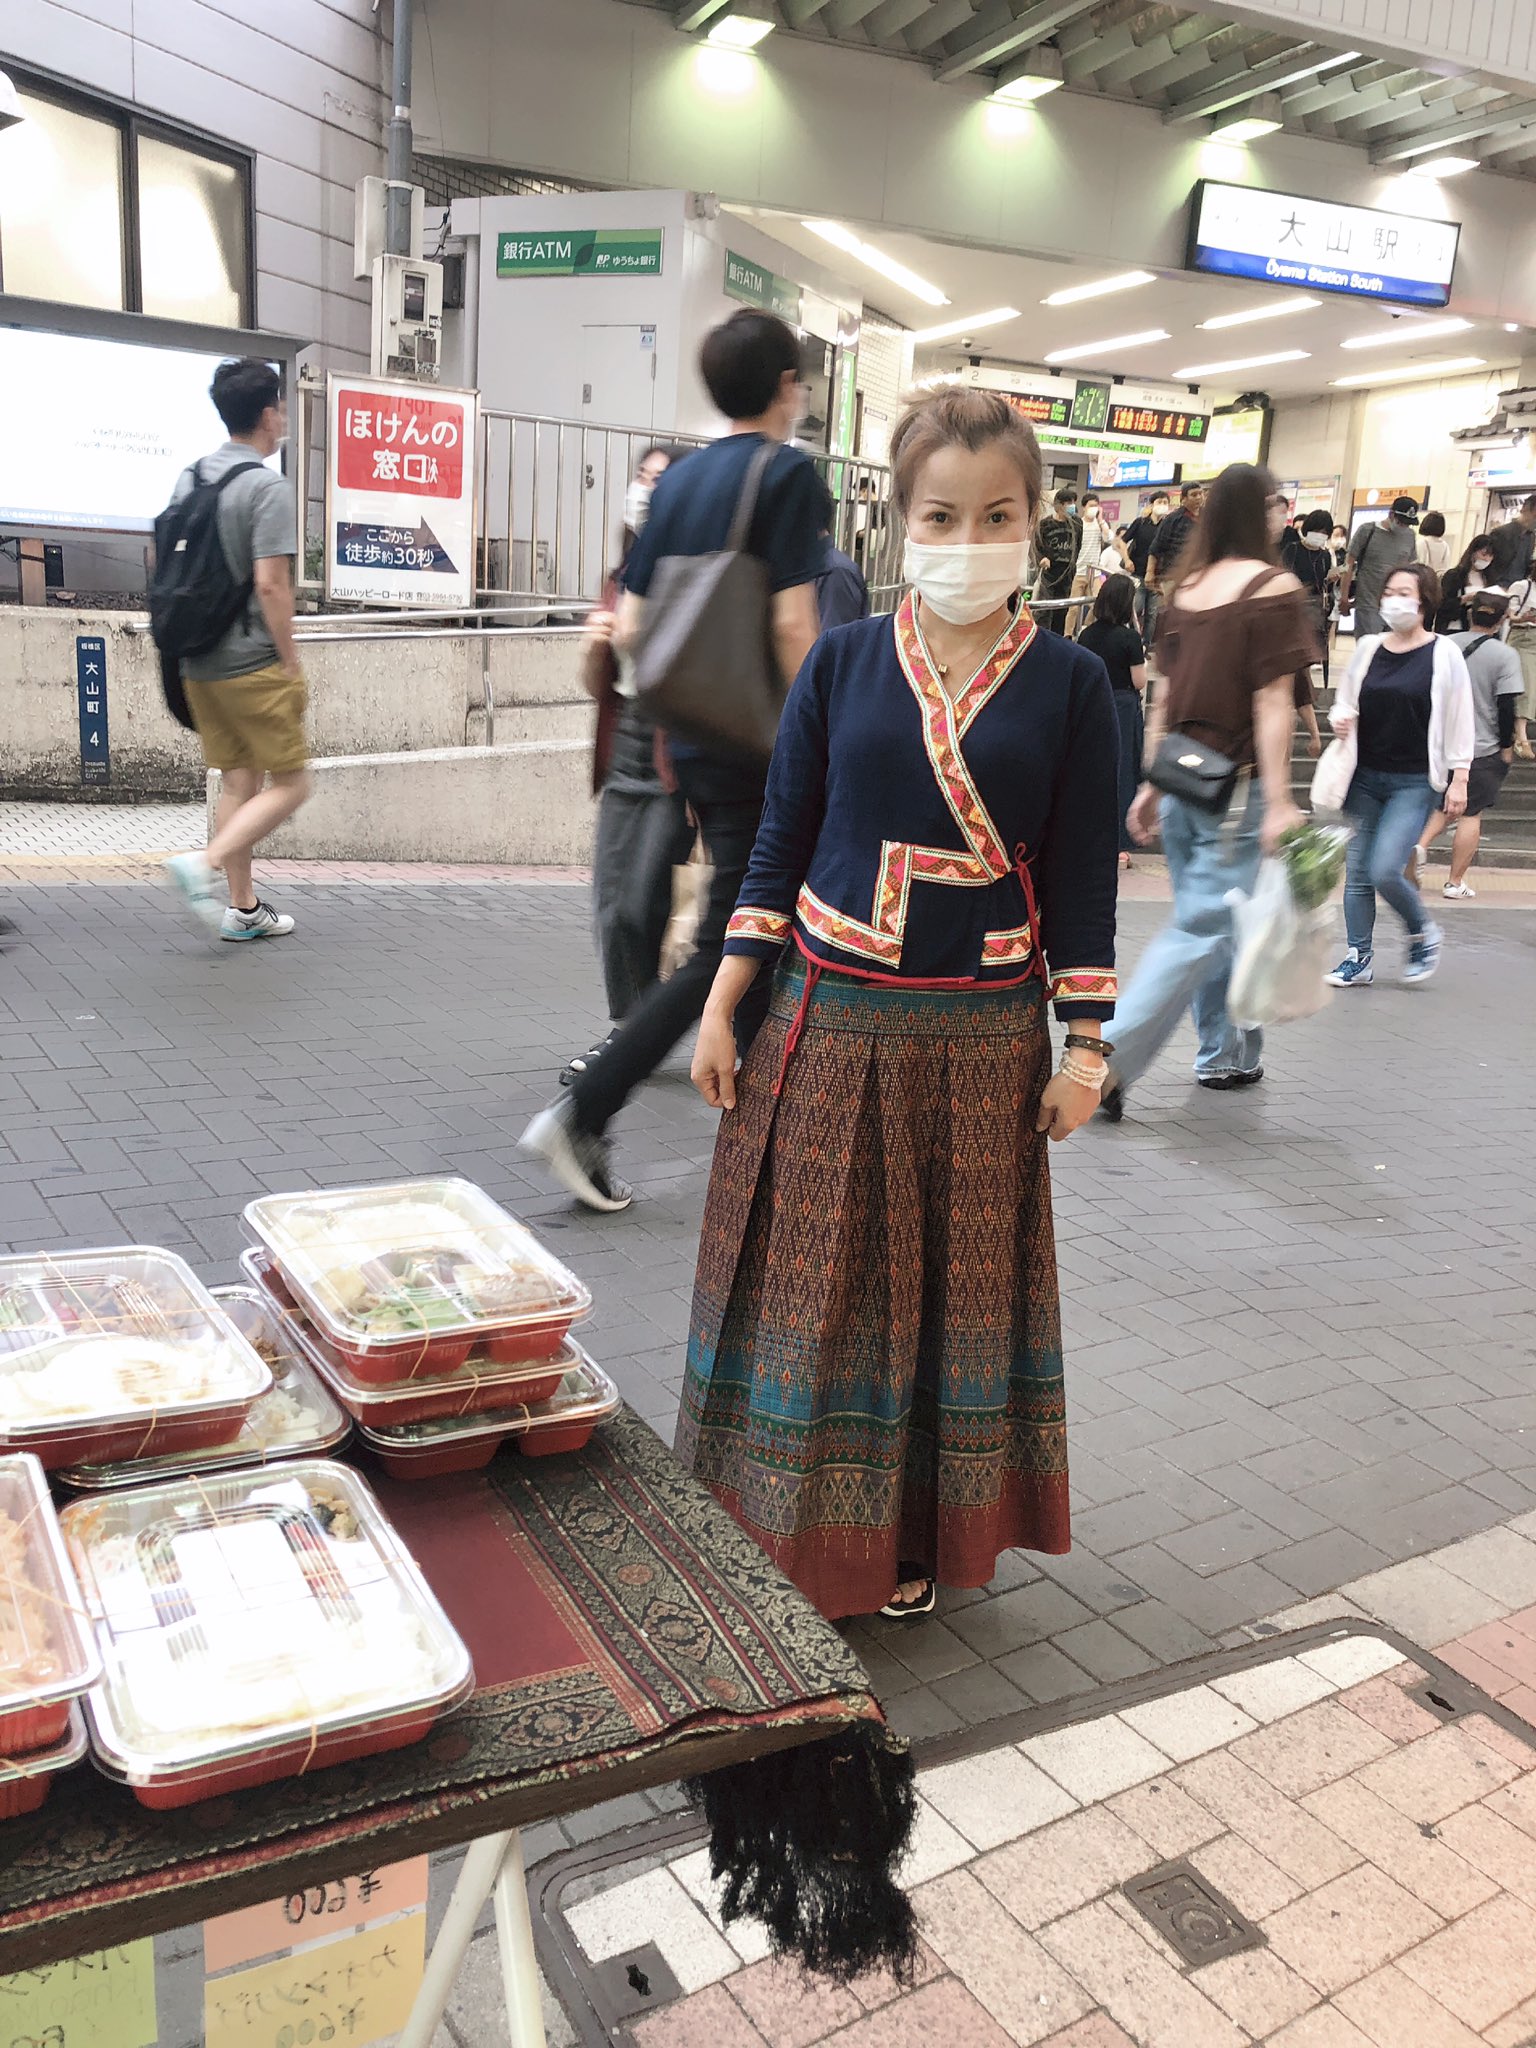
[325,373,478,607]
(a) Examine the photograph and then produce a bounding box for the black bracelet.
[1063,1032,1113,1056]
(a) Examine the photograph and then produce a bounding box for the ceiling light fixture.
[910,306,1021,344]
[1043,329,1170,365]
[705,9,774,47]
[1332,356,1486,388]
[801,220,950,307]
[1406,155,1480,178]
[1210,96,1283,145]
[1172,349,1311,379]
[1506,322,1523,334]
[989,48,1063,104]
[1198,295,1321,330]
[1339,317,1474,350]
[1042,271,1156,308]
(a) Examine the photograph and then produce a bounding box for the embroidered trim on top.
[796,883,903,968]
[981,923,1036,967]
[726,907,792,944]
[1049,968,1118,1003]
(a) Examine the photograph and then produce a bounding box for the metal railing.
[294,383,906,610]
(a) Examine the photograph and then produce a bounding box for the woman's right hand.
[1331,715,1355,741]
[692,1008,741,1110]
[1126,783,1162,846]
[584,608,617,648]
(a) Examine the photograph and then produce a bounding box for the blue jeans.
[1343,766,1436,953]
[1110,788,1263,1086]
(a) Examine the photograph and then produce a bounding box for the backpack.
[149,459,263,729]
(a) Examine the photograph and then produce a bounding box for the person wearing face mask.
[1506,568,1536,760]
[1033,485,1082,630]
[1342,496,1420,636]
[1331,524,1349,570]
[1127,491,1170,642]
[1098,465,1318,1119]
[679,387,1118,1623]
[1434,534,1495,635]
[561,443,696,1088]
[1412,587,1521,898]
[523,310,826,1211]
[1325,563,1473,989]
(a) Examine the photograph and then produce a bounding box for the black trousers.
[570,754,771,1138]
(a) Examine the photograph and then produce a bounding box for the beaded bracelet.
[1059,1053,1108,1089]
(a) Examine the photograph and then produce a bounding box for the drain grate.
[1123,1861,1266,1968]
[1410,1678,1472,1723]
[589,1944,683,2023]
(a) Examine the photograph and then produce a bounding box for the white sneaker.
[221,901,296,941]
[1325,948,1374,988]
[521,1098,634,1213]
[1403,922,1443,984]
[164,852,224,932]
[1441,881,1475,900]
[1407,844,1426,883]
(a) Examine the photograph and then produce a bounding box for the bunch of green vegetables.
[1278,821,1350,912]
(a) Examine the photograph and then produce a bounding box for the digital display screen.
[0,327,283,532]
[1107,404,1207,441]
[1004,392,1071,428]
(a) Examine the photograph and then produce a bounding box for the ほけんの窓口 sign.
[325,375,478,607]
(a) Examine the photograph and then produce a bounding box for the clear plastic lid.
[0,1248,272,1444]
[56,1289,351,1491]
[358,1355,620,1450]
[244,1249,589,1412]
[0,1454,101,1707]
[60,1462,472,1779]
[242,1180,592,1356]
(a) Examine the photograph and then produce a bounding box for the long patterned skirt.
[676,955,1070,1622]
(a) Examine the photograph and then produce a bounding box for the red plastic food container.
[0,1247,272,1471]
[0,1455,102,1755]
[244,1252,570,1425]
[242,1180,591,1385]
[0,1707,88,1820]
[359,1354,620,1479]
[56,1288,352,1493]
[61,1462,473,1810]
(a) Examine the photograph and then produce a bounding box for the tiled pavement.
[553,1627,1536,2046]
[1,861,1535,2042]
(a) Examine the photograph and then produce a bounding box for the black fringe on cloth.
[685,1722,920,1984]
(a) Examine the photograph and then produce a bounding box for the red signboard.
[336,388,467,498]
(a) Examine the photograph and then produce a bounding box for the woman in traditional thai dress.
[674,388,1120,1622]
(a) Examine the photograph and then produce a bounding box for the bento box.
[242,1180,592,1385]
[359,1355,621,1479]
[0,1249,272,1470]
[56,1288,351,1492]
[0,1707,88,1819]
[60,1462,472,1809]
[243,1251,571,1426]
[0,1455,101,1754]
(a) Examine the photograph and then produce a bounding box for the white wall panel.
[3,0,384,364]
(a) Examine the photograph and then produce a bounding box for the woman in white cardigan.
[1325,561,1474,989]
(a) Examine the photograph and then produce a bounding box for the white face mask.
[624,479,653,532]
[904,538,1028,626]
[1380,595,1423,634]
[1302,531,1328,550]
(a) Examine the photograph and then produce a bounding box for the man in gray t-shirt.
[162,357,312,944]
[1344,498,1419,636]
[1415,589,1521,897]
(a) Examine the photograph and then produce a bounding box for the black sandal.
[559,1031,617,1088]
[879,1565,936,1620]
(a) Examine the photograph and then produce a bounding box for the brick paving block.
[1190,1828,1305,1917]
[1394,1893,1536,2031]
[1460,1712,1536,1771]
[1107,1777,1225,1860]
[885,1685,964,1743]
[1049,1619,1155,1685]
[880,1621,980,1685]
[1338,1559,1507,1646]
[1355,1723,1521,1825]
[1030,1551,1147,1617]
[1301,1774,1498,1920]
[1034,2019,1138,2048]
[914,1868,1095,2045]
[1434,1801,1536,1909]
[896,1799,974,1887]
[1101,1599,1218,1665]
[819,1976,1020,2047]
[929,1660,1033,1727]
[1440,1618,1536,1692]
[726,1956,863,2047]
[631,1983,771,2048]
[1264,2008,1377,2047]
[1332,1962,1486,2048]
[1263,1862,1442,1998]
[1335,1674,1443,1745]
[841,1938,944,2013]
[1268,1530,1395,1598]
[922,1749,1078,1852]
[946,1583,1096,1659]
[1037,1898,1245,2048]
[1209,1657,1338,1725]
[1228,1699,1396,1799]
[1194,1945,1318,2036]
[1159,1509,1289,1577]
[1021,1718,1170,1803]
[973,1806,1150,1932]
[1174,1753,1360,1886]
[1119,1686,1257,1762]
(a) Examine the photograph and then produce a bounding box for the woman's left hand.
[1036,1073,1102,1143]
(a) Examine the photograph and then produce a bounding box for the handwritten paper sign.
[203,1916,426,2048]
[0,1940,156,2048]
[204,1860,429,1973]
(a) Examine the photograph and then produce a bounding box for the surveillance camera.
[960,336,975,349]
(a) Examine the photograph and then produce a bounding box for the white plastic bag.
[1227,857,1338,1028]
[1309,731,1357,814]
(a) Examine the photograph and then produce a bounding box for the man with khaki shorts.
[164,358,311,940]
